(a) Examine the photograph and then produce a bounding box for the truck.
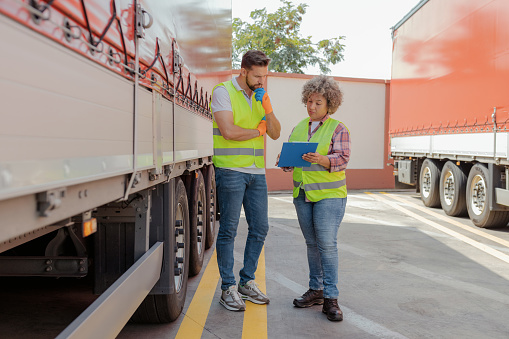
[390,0,509,228]
[0,0,231,337]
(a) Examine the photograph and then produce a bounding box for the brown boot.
[322,298,343,321]
[293,289,324,308]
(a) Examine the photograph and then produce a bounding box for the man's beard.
[246,77,260,92]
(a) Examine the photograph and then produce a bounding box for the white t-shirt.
[310,121,320,134]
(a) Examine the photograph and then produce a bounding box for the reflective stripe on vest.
[211,81,265,168]
[214,148,265,156]
[304,179,347,192]
[290,117,347,202]
[303,163,328,171]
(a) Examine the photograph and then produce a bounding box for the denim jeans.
[215,167,269,291]
[293,189,346,298]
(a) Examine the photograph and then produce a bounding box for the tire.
[131,178,190,323]
[466,164,509,228]
[420,159,442,207]
[203,165,217,249]
[439,161,467,216]
[188,170,207,276]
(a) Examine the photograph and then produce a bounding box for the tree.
[232,0,345,74]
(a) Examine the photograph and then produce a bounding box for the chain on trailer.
[10,0,212,119]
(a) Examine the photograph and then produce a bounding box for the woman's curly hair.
[301,75,343,114]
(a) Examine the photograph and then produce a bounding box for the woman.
[281,75,350,322]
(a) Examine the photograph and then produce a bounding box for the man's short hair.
[241,50,271,70]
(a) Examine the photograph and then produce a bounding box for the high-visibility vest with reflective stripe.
[291,117,347,201]
[212,81,265,168]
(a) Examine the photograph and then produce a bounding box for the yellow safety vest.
[212,81,265,168]
[291,117,347,202]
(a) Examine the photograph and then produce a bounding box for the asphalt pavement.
[119,190,509,339]
[2,190,508,338]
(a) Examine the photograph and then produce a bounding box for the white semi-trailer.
[0,0,231,336]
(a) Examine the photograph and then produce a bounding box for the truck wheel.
[203,165,217,249]
[420,159,442,207]
[131,178,190,323]
[439,161,467,216]
[466,164,509,228]
[188,171,206,276]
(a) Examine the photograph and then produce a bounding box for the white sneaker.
[238,280,270,304]
[219,285,246,311]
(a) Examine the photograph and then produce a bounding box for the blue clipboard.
[278,142,319,167]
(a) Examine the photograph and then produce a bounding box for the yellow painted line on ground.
[175,250,220,339]
[383,192,509,249]
[366,192,509,264]
[242,246,268,339]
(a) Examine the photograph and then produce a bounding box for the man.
[211,50,281,311]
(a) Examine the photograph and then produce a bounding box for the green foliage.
[232,0,345,74]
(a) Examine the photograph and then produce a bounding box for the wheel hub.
[422,167,432,198]
[470,174,486,216]
[443,171,455,206]
[174,202,185,292]
[196,199,204,255]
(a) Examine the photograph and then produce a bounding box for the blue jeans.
[293,189,346,298]
[215,167,269,291]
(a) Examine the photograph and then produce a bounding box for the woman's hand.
[302,152,330,169]
[276,152,293,172]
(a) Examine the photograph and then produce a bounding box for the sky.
[232,0,422,79]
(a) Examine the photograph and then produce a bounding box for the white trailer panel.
[0,15,134,201]
[391,132,509,160]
